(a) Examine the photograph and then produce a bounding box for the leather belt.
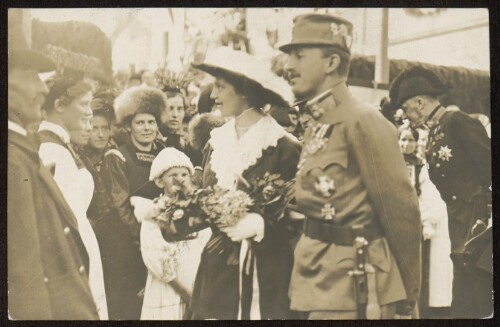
[304,218,384,246]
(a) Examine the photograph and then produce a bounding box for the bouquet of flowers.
[150,181,253,246]
[239,172,295,222]
[198,185,254,228]
[150,191,206,242]
[149,173,293,265]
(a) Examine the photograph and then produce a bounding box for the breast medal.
[437,145,453,162]
[314,175,336,198]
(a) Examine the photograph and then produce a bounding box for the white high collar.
[209,114,286,190]
[8,120,27,136]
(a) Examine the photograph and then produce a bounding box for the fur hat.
[188,113,225,151]
[114,86,167,126]
[149,147,194,181]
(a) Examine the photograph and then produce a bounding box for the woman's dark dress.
[190,130,301,319]
[101,139,164,319]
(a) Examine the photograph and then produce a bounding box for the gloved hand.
[130,196,162,223]
[220,213,265,242]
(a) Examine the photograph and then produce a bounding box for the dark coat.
[100,139,164,319]
[425,110,491,252]
[190,135,301,319]
[8,130,98,320]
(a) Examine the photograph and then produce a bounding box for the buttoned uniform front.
[8,127,98,320]
[289,90,422,316]
[424,108,492,318]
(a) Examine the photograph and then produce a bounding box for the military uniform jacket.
[425,109,491,251]
[289,94,421,311]
[8,130,98,319]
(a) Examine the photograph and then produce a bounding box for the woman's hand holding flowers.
[220,212,265,242]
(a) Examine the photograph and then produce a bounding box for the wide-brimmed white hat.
[149,147,194,181]
[191,47,293,107]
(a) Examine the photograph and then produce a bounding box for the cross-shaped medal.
[321,203,336,220]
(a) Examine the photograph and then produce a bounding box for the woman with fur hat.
[100,86,167,319]
[140,148,211,320]
[189,47,301,319]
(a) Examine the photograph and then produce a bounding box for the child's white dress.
[140,216,211,320]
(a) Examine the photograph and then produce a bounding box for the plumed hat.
[389,66,448,109]
[114,86,167,125]
[155,67,194,93]
[279,13,354,55]
[191,47,293,107]
[149,147,194,181]
[91,88,118,122]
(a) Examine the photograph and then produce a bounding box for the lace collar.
[209,115,286,190]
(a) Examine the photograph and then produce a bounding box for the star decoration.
[438,145,453,162]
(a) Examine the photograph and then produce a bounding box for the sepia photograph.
[6,6,492,321]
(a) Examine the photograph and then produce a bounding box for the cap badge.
[331,23,352,48]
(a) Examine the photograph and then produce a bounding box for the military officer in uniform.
[280,13,422,319]
[389,66,492,318]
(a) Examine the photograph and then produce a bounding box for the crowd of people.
[8,9,492,320]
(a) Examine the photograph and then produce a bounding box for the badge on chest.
[298,123,334,173]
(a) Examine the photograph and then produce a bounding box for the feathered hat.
[154,66,194,93]
[389,66,448,109]
[114,86,168,126]
[91,88,119,122]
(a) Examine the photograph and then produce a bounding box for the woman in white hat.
[189,47,301,319]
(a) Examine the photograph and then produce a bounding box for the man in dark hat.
[389,66,492,318]
[281,13,422,319]
[7,9,98,319]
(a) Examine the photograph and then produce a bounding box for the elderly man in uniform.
[389,66,492,318]
[281,13,422,319]
[7,9,98,319]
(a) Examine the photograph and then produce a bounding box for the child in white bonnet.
[139,147,210,320]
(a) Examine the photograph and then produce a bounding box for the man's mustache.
[285,71,300,81]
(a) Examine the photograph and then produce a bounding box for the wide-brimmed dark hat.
[191,47,293,107]
[389,66,448,109]
[279,13,354,55]
[8,9,56,72]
